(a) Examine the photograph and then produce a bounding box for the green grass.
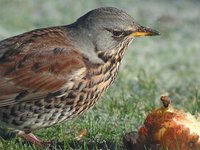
[0,0,200,149]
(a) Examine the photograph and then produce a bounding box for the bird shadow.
[0,127,121,149]
[50,139,119,150]
[18,139,121,150]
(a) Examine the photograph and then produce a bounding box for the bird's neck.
[97,38,133,64]
[64,24,106,65]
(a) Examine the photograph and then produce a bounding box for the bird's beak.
[130,26,160,37]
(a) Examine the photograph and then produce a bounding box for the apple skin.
[123,96,200,150]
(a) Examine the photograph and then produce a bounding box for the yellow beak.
[131,26,160,37]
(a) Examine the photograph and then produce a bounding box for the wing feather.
[0,27,87,106]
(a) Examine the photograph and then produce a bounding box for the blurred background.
[0,0,200,149]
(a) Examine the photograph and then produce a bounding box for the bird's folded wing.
[0,28,87,106]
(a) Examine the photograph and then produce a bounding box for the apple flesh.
[124,96,200,150]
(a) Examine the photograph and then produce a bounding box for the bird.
[0,7,159,147]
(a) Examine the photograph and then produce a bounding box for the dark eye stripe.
[104,28,133,38]
[124,30,133,36]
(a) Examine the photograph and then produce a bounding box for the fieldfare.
[0,7,159,147]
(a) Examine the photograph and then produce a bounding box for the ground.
[0,0,199,149]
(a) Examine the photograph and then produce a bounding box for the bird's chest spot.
[98,61,119,82]
[85,61,120,100]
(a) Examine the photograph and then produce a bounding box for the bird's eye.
[112,30,124,37]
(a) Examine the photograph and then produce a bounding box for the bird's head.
[76,7,159,53]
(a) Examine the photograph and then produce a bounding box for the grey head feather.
[66,7,139,64]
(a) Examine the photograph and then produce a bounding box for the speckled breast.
[0,38,131,131]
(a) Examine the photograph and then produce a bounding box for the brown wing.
[0,27,87,107]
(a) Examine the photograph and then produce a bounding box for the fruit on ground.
[123,96,200,150]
